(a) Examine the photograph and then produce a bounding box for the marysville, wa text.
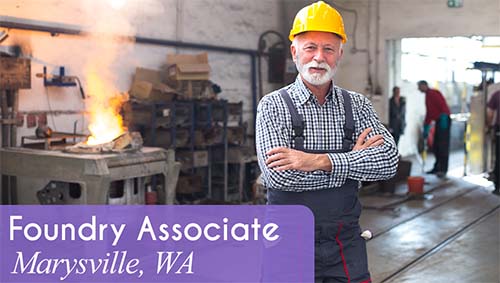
[11,250,196,280]
[9,215,281,246]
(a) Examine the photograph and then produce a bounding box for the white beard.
[296,59,337,86]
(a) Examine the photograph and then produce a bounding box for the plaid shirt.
[256,77,399,191]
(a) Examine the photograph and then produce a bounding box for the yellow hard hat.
[289,1,347,43]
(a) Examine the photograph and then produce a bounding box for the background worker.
[487,90,500,195]
[255,1,399,282]
[417,80,451,178]
[389,86,406,146]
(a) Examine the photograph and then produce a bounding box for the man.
[255,1,398,282]
[389,86,406,145]
[487,90,500,195]
[417,80,451,177]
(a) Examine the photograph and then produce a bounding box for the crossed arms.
[256,92,399,191]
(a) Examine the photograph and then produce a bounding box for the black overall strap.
[279,88,355,152]
[340,89,354,151]
[279,89,305,150]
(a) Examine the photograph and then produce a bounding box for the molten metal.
[84,71,128,145]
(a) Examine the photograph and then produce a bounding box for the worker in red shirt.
[418,80,451,177]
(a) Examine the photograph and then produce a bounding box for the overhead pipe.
[0,17,259,54]
[0,16,261,131]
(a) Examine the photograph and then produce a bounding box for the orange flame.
[85,70,128,145]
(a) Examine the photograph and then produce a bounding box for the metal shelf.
[126,99,247,202]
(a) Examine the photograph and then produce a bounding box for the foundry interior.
[0,1,499,282]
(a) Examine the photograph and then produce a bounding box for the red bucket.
[145,191,158,205]
[407,176,425,194]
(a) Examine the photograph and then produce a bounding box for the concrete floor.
[360,151,500,283]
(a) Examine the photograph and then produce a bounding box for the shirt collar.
[293,75,335,105]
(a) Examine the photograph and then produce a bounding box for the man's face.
[394,87,400,97]
[417,84,427,93]
[291,31,343,87]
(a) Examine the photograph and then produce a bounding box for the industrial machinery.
[0,43,181,206]
[0,146,179,205]
[468,61,499,174]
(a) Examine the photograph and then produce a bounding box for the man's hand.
[353,128,384,151]
[266,128,384,172]
[423,124,430,139]
[266,147,331,172]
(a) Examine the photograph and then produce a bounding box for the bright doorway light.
[108,0,127,10]
[401,36,500,85]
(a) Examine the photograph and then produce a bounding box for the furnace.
[0,147,179,205]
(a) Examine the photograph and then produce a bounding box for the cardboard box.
[149,84,178,102]
[176,80,213,99]
[130,80,153,99]
[166,53,210,82]
[129,67,178,101]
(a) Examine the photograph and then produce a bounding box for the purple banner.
[0,205,314,282]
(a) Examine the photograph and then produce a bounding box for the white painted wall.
[0,0,284,144]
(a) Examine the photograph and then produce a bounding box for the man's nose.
[313,49,326,63]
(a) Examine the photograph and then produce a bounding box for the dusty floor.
[360,151,499,283]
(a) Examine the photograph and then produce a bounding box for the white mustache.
[304,61,331,72]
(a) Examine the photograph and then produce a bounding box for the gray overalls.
[267,89,371,283]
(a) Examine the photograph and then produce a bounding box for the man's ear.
[338,46,344,61]
[290,44,297,63]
